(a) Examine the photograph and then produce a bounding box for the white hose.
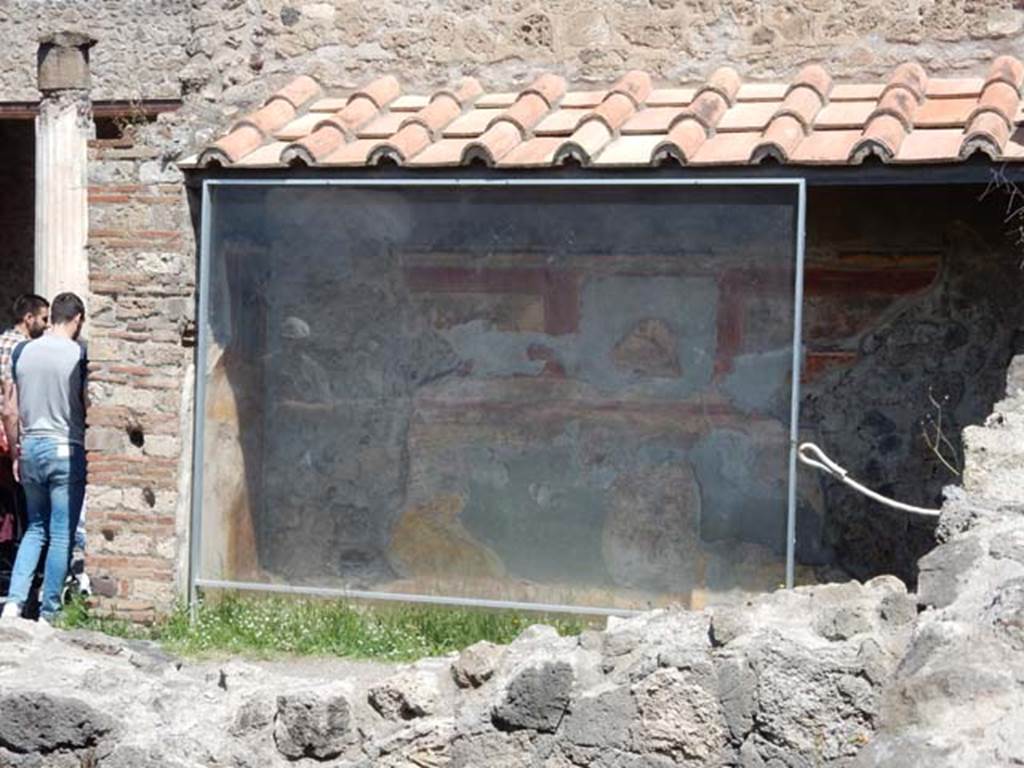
[797,442,942,517]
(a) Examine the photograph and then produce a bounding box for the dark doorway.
[0,119,35,317]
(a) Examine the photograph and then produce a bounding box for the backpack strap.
[78,343,88,406]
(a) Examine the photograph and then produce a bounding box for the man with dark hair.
[1,292,86,621]
[0,294,49,426]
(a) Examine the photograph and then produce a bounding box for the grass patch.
[56,593,590,661]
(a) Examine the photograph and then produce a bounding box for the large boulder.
[492,661,574,733]
[273,692,354,760]
[0,692,116,755]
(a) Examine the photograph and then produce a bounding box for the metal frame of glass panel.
[190,177,807,617]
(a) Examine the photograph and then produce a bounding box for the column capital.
[37,32,96,93]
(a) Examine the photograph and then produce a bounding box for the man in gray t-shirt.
[1,293,87,621]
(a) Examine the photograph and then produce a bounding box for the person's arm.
[1,380,19,460]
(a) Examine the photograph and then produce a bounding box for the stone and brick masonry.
[2,1,1024,615]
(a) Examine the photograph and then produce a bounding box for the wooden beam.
[0,99,181,120]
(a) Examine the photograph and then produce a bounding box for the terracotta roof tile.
[235,141,291,167]
[789,130,861,164]
[309,97,348,113]
[475,92,518,108]
[622,106,686,134]
[274,113,325,141]
[690,131,762,164]
[443,108,503,137]
[496,137,563,167]
[389,95,431,111]
[1003,128,1024,158]
[716,101,779,131]
[185,60,1024,169]
[830,83,885,101]
[357,112,407,139]
[925,78,984,97]
[647,87,695,106]
[895,128,966,163]
[593,134,664,165]
[914,96,977,128]
[407,138,474,166]
[321,138,377,166]
[815,101,875,129]
[535,108,589,136]
[736,83,788,101]
[561,90,606,108]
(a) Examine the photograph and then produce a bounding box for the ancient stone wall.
[0,0,189,102]
[1,1,1023,615]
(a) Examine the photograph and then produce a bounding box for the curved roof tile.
[182,60,1024,170]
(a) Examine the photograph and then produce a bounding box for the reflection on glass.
[199,184,803,611]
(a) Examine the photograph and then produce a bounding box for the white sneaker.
[1,601,21,619]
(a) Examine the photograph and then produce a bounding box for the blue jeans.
[5,437,86,618]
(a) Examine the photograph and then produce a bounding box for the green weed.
[55,593,590,661]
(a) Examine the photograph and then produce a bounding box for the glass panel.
[198,183,801,611]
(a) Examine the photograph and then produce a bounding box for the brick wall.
[84,118,194,620]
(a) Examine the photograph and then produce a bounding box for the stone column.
[34,32,95,302]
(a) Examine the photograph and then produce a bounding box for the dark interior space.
[802,182,1024,587]
[0,119,35,318]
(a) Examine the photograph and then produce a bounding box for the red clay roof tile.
[736,83,788,101]
[406,137,473,166]
[272,76,322,110]
[501,93,551,134]
[830,83,885,101]
[895,128,965,163]
[235,98,295,134]
[274,113,324,141]
[851,113,908,162]
[754,114,808,162]
[925,78,983,98]
[1003,128,1024,158]
[357,112,406,139]
[535,109,589,136]
[475,92,518,108]
[388,95,431,112]
[554,119,614,163]
[523,73,567,107]
[789,130,861,164]
[463,120,523,165]
[321,138,377,166]
[815,101,875,129]
[351,75,401,109]
[308,97,348,113]
[690,131,762,164]
[789,65,832,103]
[647,87,695,106]
[654,118,708,163]
[701,66,742,105]
[716,101,778,131]
[186,59,1024,169]
[497,136,563,167]
[609,70,653,106]
[622,106,687,134]
[989,55,1024,89]
[914,97,977,128]
[443,108,503,137]
[593,134,664,166]
[561,90,606,108]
